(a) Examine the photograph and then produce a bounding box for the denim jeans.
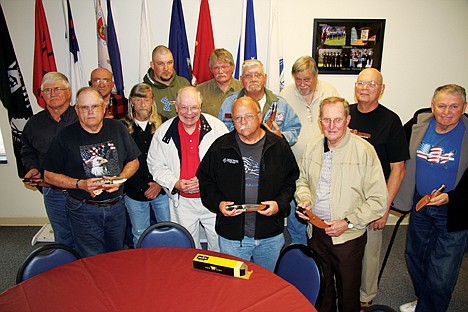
[407,193,468,312]
[42,187,75,249]
[219,233,285,271]
[125,194,170,246]
[66,196,126,257]
[286,199,307,245]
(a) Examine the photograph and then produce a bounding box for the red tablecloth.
[0,247,316,311]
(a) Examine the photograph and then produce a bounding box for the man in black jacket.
[197,97,299,271]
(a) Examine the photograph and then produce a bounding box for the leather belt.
[68,193,123,208]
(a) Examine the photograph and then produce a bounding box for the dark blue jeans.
[42,187,75,249]
[66,196,126,257]
[407,193,468,312]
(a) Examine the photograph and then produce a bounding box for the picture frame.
[312,19,386,75]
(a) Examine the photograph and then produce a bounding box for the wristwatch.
[344,217,354,229]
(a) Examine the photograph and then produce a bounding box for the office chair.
[136,221,195,248]
[16,243,81,284]
[364,304,397,312]
[274,244,324,306]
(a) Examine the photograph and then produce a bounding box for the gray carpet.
[0,225,467,311]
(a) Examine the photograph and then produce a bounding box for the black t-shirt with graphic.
[43,119,141,200]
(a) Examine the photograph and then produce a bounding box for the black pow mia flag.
[0,4,34,177]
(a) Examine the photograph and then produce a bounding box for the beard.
[135,108,150,120]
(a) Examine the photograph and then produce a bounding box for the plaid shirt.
[108,94,128,120]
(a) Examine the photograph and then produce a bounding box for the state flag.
[192,0,215,85]
[169,0,192,82]
[106,0,125,96]
[33,0,57,109]
[235,0,257,79]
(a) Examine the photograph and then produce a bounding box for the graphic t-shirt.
[416,118,464,195]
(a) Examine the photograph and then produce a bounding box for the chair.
[16,243,81,284]
[364,304,397,312]
[378,206,409,284]
[136,221,195,249]
[274,244,324,306]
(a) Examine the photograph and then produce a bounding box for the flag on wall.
[139,0,155,78]
[192,0,215,85]
[0,4,33,177]
[33,0,57,109]
[94,0,112,71]
[266,0,284,94]
[62,0,85,104]
[235,0,257,79]
[168,0,192,82]
[106,0,124,96]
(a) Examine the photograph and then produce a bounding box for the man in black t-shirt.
[43,87,140,257]
[349,68,410,308]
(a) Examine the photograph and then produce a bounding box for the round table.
[0,247,316,311]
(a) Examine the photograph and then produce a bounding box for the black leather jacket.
[197,127,299,240]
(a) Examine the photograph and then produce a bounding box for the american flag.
[416,142,455,164]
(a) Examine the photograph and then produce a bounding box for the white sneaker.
[399,300,417,312]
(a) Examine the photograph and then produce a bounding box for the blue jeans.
[286,199,307,245]
[67,196,126,257]
[407,193,468,312]
[42,187,75,249]
[219,233,285,271]
[125,194,170,246]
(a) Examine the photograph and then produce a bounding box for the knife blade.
[226,204,267,212]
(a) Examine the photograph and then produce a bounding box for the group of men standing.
[20,43,467,312]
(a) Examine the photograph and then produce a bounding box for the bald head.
[232,97,264,143]
[151,45,175,84]
[90,68,114,99]
[355,68,385,111]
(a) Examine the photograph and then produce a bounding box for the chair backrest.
[16,243,81,284]
[364,305,397,312]
[274,244,324,306]
[136,221,195,249]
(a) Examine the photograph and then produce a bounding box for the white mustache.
[239,125,249,131]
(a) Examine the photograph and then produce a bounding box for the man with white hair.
[147,86,228,250]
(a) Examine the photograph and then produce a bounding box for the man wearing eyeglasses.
[348,68,409,309]
[296,96,387,312]
[218,59,301,146]
[89,68,128,119]
[280,55,340,246]
[147,86,228,251]
[198,96,299,271]
[21,72,77,249]
[43,87,140,257]
[395,84,468,312]
[143,45,190,120]
[196,48,242,117]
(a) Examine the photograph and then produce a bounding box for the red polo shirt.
[178,120,201,198]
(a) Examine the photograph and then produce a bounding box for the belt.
[68,193,123,208]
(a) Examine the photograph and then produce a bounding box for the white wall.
[1,0,467,223]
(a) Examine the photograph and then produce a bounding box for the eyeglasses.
[42,87,68,95]
[178,106,200,113]
[320,118,345,126]
[76,104,103,113]
[132,97,153,104]
[355,81,381,89]
[212,65,231,72]
[242,73,264,80]
[232,113,259,123]
[91,78,112,85]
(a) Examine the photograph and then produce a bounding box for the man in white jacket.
[147,86,228,250]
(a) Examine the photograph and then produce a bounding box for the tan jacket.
[295,130,387,245]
